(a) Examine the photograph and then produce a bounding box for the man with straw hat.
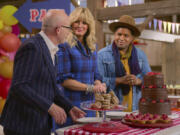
[98,15,151,111]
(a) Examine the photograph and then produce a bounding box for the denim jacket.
[98,44,151,111]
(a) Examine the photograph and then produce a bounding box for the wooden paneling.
[97,0,180,20]
[87,0,103,18]
[174,39,180,84]
[87,0,104,50]
[136,40,162,66]
[162,42,178,85]
[137,36,180,85]
[162,43,175,85]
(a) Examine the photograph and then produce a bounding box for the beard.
[117,47,124,50]
[116,41,134,51]
[116,44,127,50]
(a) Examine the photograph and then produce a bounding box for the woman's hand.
[93,83,106,93]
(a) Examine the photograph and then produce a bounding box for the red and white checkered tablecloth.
[64,111,180,135]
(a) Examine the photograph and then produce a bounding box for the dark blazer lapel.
[35,34,57,82]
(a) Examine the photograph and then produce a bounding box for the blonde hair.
[66,7,96,52]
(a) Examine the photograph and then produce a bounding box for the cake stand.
[80,100,127,121]
[80,101,128,132]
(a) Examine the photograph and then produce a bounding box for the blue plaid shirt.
[56,42,101,115]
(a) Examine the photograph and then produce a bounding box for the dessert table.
[56,111,180,135]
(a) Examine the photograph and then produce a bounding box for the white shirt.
[39,31,59,65]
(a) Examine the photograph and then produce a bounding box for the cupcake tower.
[91,91,119,109]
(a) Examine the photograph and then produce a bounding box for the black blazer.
[0,34,73,135]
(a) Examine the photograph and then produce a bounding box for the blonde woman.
[56,7,106,126]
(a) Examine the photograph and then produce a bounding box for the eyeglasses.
[61,25,72,30]
[44,25,72,30]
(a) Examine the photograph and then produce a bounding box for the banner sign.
[14,0,70,32]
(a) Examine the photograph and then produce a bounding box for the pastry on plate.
[95,93,104,101]
[91,101,102,109]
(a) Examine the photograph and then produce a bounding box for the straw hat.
[109,15,140,37]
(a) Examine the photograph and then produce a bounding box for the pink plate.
[121,119,173,128]
[82,121,129,133]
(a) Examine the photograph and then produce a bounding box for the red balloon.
[12,24,20,36]
[0,48,16,60]
[0,31,4,38]
[0,33,20,52]
[0,79,11,99]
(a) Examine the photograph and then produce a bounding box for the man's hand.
[48,103,67,125]
[69,106,86,122]
[116,74,142,86]
[126,74,142,85]
[116,75,129,85]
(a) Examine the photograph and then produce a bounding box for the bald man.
[0,9,86,135]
